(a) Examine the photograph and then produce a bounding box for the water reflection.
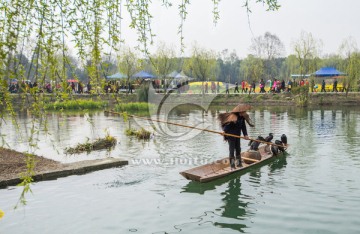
[180,153,289,232]
[268,155,288,173]
[214,177,249,233]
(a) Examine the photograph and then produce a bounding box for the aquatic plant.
[125,127,151,140]
[65,136,117,154]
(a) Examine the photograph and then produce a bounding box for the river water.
[1,106,360,233]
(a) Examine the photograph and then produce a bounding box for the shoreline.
[4,91,360,108]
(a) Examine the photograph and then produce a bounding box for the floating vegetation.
[65,135,117,154]
[125,128,152,140]
[45,99,107,110]
[114,102,155,113]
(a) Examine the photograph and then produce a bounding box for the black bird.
[271,145,279,155]
[265,133,273,143]
[250,136,265,151]
[275,139,285,153]
[281,134,288,145]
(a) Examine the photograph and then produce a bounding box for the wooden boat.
[180,144,287,183]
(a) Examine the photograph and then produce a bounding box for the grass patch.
[45,99,107,110]
[125,127,152,140]
[65,135,117,154]
[114,102,155,113]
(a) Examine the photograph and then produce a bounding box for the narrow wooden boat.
[180,145,287,183]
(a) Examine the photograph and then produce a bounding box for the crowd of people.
[221,79,290,94]
[7,80,90,94]
[6,77,350,95]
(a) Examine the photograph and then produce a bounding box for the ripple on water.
[1,107,360,234]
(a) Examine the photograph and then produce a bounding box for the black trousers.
[228,138,241,162]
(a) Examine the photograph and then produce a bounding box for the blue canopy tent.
[132,71,156,79]
[106,72,127,79]
[313,67,345,77]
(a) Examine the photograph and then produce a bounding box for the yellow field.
[186,81,344,93]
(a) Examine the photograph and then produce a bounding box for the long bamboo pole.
[105,110,286,148]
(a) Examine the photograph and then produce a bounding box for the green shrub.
[137,82,149,102]
[291,85,309,95]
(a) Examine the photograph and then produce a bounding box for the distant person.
[300,79,304,86]
[333,79,338,92]
[211,81,216,93]
[287,80,292,92]
[218,104,254,169]
[234,82,239,93]
[129,82,133,94]
[273,79,278,93]
[87,82,91,93]
[78,82,83,94]
[205,82,208,93]
[217,81,220,93]
[241,80,246,93]
[321,80,326,92]
[281,80,286,92]
[259,79,265,93]
[225,83,229,94]
[251,81,256,93]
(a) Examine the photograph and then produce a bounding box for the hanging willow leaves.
[0,0,281,206]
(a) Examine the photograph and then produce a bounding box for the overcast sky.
[121,0,360,58]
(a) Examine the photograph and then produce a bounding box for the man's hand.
[244,135,249,140]
[222,132,228,141]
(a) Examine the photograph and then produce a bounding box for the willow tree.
[292,31,322,91]
[217,49,240,84]
[184,44,217,94]
[150,42,177,93]
[0,0,281,205]
[118,46,140,93]
[249,32,284,80]
[280,54,299,83]
[339,37,360,96]
[292,32,322,75]
[240,54,264,84]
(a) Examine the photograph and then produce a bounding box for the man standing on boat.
[218,104,254,169]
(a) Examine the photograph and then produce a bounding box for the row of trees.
[7,32,360,94]
[0,1,358,95]
[70,32,360,94]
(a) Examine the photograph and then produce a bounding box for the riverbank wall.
[4,92,360,109]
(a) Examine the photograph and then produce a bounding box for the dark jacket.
[223,115,248,141]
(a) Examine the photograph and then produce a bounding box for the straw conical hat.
[231,104,251,113]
